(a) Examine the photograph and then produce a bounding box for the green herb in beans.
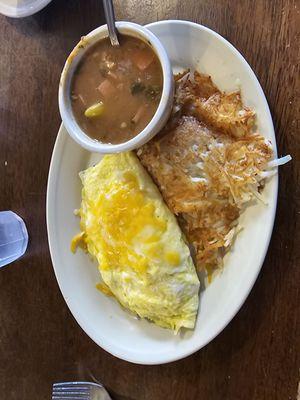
[131,82,146,95]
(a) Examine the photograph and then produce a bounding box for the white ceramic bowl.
[58,21,174,154]
[0,0,52,17]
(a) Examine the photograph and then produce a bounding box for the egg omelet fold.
[73,152,200,332]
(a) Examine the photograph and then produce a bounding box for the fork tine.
[52,393,89,399]
[52,394,89,398]
[53,383,90,389]
[52,394,89,399]
[53,387,89,392]
[52,397,89,400]
[52,394,90,400]
[53,391,89,394]
[54,382,102,386]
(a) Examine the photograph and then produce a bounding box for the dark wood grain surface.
[0,1,299,399]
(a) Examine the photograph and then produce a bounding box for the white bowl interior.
[47,20,278,365]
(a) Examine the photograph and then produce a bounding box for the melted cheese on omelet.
[72,152,200,332]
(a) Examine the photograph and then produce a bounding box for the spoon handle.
[103,0,120,47]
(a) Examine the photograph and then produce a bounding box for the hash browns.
[138,71,274,276]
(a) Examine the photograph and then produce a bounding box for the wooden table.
[0,1,299,399]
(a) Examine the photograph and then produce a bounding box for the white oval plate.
[47,20,278,365]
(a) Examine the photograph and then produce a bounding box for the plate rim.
[47,19,278,365]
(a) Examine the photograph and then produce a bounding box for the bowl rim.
[58,21,174,154]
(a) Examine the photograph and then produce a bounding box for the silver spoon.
[103,0,120,47]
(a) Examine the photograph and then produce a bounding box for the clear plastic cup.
[0,211,28,268]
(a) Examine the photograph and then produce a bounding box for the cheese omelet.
[72,152,200,332]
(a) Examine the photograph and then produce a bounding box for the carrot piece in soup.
[132,50,155,71]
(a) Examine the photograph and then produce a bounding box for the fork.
[52,382,112,400]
